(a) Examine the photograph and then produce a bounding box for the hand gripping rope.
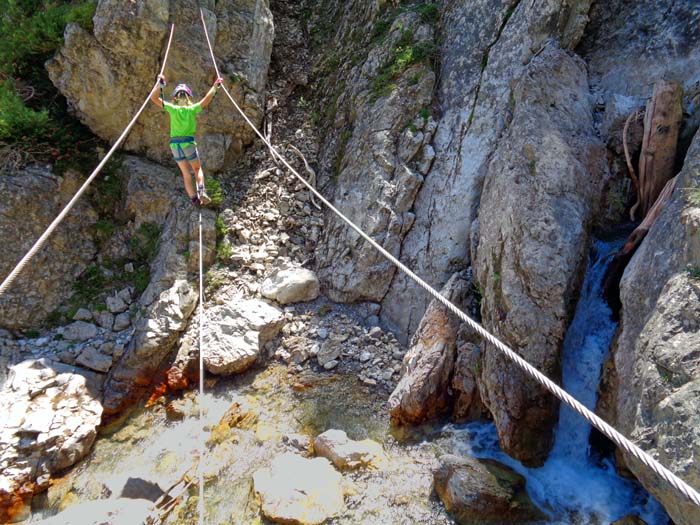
[0,24,176,298]
[198,8,700,509]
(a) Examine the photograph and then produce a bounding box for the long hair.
[173,91,192,106]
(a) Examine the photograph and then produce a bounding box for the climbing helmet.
[172,83,193,98]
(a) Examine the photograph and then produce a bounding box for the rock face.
[381,0,594,342]
[102,157,214,415]
[601,133,700,525]
[313,429,387,470]
[388,272,471,425]
[262,267,320,304]
[47,0,274,167]
[433,454,545,525]
[253,453,345,525]
[0,359,103,522]
[202,298,284,375]
[0,166,97,331]
[316,6,436,303]
[473,46,607,466]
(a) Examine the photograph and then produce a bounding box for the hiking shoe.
[197,184,211,206]
[190,196,201,207]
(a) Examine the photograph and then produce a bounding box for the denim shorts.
[170,137,199,162]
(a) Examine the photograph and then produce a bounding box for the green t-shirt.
[163,102,203,138]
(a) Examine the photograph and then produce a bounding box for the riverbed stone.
[75,346,112,373]
[433,454,546,525]
[253,453,344,525]
[313,429,387,470]
[262,267,320,304]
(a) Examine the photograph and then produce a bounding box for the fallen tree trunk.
[604,175,679,314]
[637,80,683,217]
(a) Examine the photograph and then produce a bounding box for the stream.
[24,238,670,524]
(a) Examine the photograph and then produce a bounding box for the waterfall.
[442,239,669,524]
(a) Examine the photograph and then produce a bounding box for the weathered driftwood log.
[604,175,678,313]
[637,80,683,217]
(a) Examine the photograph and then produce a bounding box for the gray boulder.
[47,0,274,167]
[313,429,387,470]
[389,272,471,425]
[473,46,607,467]
[203,299,284,375]
[262,267,320,304]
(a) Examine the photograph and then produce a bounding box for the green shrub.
[0,81,49,141]
[416,3,439,24]
[205,176,223,207]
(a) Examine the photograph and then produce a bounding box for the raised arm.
[149,75,166,108]
[199,77,223,109]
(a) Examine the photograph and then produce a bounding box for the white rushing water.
[442,239,670,525]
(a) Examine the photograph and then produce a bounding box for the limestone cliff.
[47,0,273,169]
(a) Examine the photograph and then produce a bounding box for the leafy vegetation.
[370,29,437,101]
[205,176,223,207]
[0,0,98,168]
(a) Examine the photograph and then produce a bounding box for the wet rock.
[165,366,189,391]
[601,131,700,524]
[451,341,487,422]
[433,454,546,525]
[611,516,647,525]
[474,47,607,467]
[47,0,273,166]
[262,267,320,304]
[203,299,284,375]
[120,477,165,502]
[253,453,344,525]
[313,429,387,470]
[389,272,471,425]
[63,321,98,341]
[0,359,102,521]
[219,399,258,430]
[0,168,97,331]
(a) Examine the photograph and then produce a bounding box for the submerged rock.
[433,454,545,525]
[253,453,344,525]
[313,429,387,470]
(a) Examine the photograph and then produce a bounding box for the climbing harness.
[198,8,700,508]
[0,24,176,297]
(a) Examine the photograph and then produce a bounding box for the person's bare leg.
[189,158,210,204]
[189,158,204,187]
[176,160,196,198]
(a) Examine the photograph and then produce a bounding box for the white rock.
[313,429,388,470]
[94,311,114,330]
[317,342,341,368]
[261,268,320,305]
[323,360,339,370]
[253,453,344,525]
[203,299,284,375]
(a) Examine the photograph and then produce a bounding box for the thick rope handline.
[199,11,700,509]
[197,210,205,525]
[0,24,176,298]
